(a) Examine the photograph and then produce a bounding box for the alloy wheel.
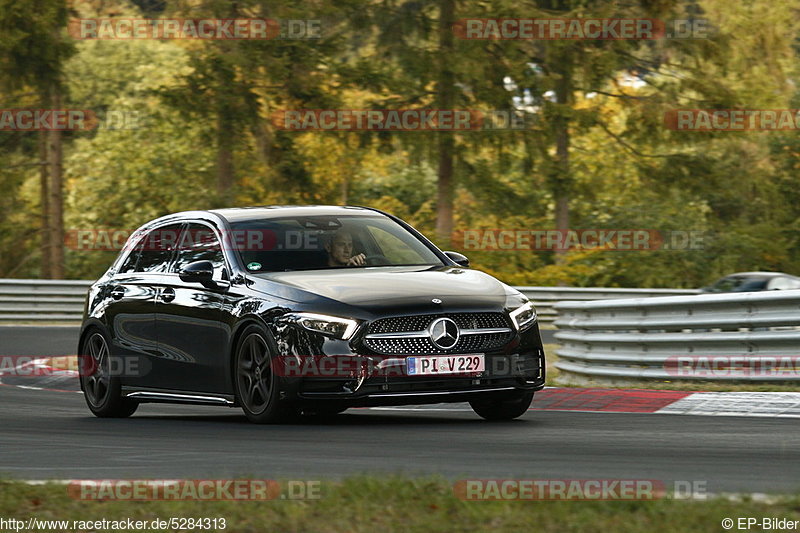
[236,333,273,414]
[83,332,112,407]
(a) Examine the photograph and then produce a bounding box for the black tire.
[79,328,138,418]
[469,390,534,421]
[234,325,297,424]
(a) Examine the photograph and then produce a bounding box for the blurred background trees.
[1,0,799,287]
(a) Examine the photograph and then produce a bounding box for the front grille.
[363,312,514,355]
[369,312,509,334]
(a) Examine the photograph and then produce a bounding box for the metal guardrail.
[516,286,698,324]
[0,279,698,325]
[6,279,795,384]
[0,279,93,322]
[554,291,800,382]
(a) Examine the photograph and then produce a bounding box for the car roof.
[132,206,389,234]
[721,271,794,278]
[209,205,381,223]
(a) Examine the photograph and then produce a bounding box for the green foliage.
[1,477,799,533]
[2,0,800,288]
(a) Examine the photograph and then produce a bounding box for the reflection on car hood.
[251,265,512,311]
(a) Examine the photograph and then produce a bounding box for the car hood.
[250,265,515,313]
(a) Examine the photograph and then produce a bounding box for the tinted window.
[731,277,768,292]
[135,224,183,273]
[172,223,226,274]
[708,276,768,292]
[229,215,442,272]
[117,246,140,274]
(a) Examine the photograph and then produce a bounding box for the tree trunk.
[214,51,236,205]
[436,138,454,245]
[552,56,573,266]
[435,0,456,246]
[554,121,570,235]
[216,109,235,204]
[340,173,349,204]
[39,129,51,278]
[46,82,65,279]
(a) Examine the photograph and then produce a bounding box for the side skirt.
[121,387,236,407]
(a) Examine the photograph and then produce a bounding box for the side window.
[117,246,140,274]
[711,278,734,292]
[172,223,226,275]
[135,224,183,273]
[117,230,148,274]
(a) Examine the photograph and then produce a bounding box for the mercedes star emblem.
[428,317,459,350]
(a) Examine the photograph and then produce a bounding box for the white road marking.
[656,392,800,418]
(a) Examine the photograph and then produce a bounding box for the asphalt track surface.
[1,327,799,493]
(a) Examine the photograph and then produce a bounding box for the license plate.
[406,354,485,376]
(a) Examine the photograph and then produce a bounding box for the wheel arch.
[78,318,108,354]
[227,315,276,397]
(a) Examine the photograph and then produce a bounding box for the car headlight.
[509,301,537,330]
[287,312,360,340]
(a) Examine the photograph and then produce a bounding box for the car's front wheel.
[234,325,297,424]
[469,390,534,421]
[79,328,138,418]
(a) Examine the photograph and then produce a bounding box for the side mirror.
[444,251,470,267]
[179,260,215,286]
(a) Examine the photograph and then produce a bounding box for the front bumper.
[279,324,546,407]
[298,376,544,407]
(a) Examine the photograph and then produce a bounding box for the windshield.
[228,215,444,272]
[707,276,769,292]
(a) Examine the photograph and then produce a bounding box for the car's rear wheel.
[79,329,138,418]
[469,390,534,421]
[234,325,297,424]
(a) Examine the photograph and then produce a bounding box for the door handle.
[110,287,125,300]
[159,287,176,303]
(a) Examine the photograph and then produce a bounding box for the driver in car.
[325,229,366,267]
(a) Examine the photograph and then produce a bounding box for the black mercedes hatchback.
[79,206,545,423]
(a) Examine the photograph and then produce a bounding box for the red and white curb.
[0,358,80,393]
[530,387,690,413]
[536,388,800,418]
[372,387,800,419]
[654,391,800,418]
[4,363,800,419]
